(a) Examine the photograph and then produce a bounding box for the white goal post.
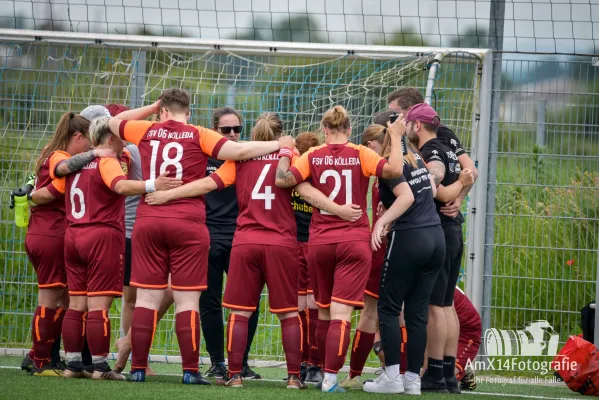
[0,28,492,367]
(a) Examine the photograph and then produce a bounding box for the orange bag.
[553,336,599,395]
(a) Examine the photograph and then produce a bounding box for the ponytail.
[35,112,90,175]
[381,131,418,168]
[252,112,283,142]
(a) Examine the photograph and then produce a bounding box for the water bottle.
[389,112,409,156]
[13,187,30,228]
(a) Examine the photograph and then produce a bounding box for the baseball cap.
[372,110,394,126]
[105,104,130,116]
[80,105,111,121]
[404,103,441,126]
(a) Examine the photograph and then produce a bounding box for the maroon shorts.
[298,242,312,295]
[223,244,299,314]
[25,234,66,289]
[307,241,371,309]
[130,217,209,291]
[456,333,481,379]
[365,255,385,299]
[64,226,124,297]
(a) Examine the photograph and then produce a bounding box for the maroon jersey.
[65,153,130,231]
[120,120,227,222]
[454,287,482,335]
[28,150,69,237]
[289,143,387,244]
[211,152,297,248]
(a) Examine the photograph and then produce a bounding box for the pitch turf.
[0,356,580,400]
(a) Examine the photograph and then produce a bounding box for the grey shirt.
[125,144,142,239]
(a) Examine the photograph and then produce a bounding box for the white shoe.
[321,378,346,392]
[363,371,404,394]
[403,374,421,395]
[339,375,362,390]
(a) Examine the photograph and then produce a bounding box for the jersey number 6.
[70,173,85,219]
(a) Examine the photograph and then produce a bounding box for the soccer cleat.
[299,362,308,382]
[21,354,33,372]
[403,374,422,395]
[92,362,126,381]
[446,375,462,394]
[224,373,243,388]
[50,359,67,371]
[305,365,323,383]
[363,371,404,394]
[420,374,449,393]
[129,369,146,382]
[286,374,307,389]
[241,364,261,380]
[321,379,346,393]
[63,361,93,379]
[31,364,64,377]
[205,362,228,380]
[182,371,211,385]
[340,374,362,390]
[460,368,477,391]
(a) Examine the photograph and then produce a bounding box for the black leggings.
[377,225,446,374]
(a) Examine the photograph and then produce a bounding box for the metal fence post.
[129,51,146,109]
[537,100,546,148]
[481,0,506,360]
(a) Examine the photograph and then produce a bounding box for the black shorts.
[429,223,463,307]
[124,237,132,286]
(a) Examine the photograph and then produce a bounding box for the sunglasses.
[219,125,242,134]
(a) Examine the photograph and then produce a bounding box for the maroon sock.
[349,330,376,378]
[86,310,111,359]
[308,309,319,365]
[298,310,309,363]
[62,309,86,357]
[53,307,65,344]
[281,316,302,376]
[226,314,248,378]
[175,310,200,373]
[316,319,330,368]
[31,306,57,368]
[400,325,408,374]
[131,307,157,371]
[324,320,351,374]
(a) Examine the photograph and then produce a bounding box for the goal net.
[0,31,488,368]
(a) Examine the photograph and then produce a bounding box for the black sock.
[82,337,92,366]
[51,334,62,363]
[243,310,260,366]
[443,356,456,378]
[428,357,444,381]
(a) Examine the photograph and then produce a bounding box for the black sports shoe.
[50,359,67,371]
[21,354,33,372]
[205,362,228,380]
[446,375,462,394]
[305,365,323,383]
[421,374,449,393]
[300,362,308,382]
[241,364,261,380]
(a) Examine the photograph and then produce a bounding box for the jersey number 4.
[251,164,275,209]
[149,140,183,179]
[320,169,352,215]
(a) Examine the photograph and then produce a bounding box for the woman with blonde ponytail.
[274,105,405,392]
[22,112,114,377]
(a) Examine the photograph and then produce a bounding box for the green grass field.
[0,356,582,400]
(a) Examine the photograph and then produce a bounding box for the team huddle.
[13,87,482,394]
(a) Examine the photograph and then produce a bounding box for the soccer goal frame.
[0,28,492,368]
